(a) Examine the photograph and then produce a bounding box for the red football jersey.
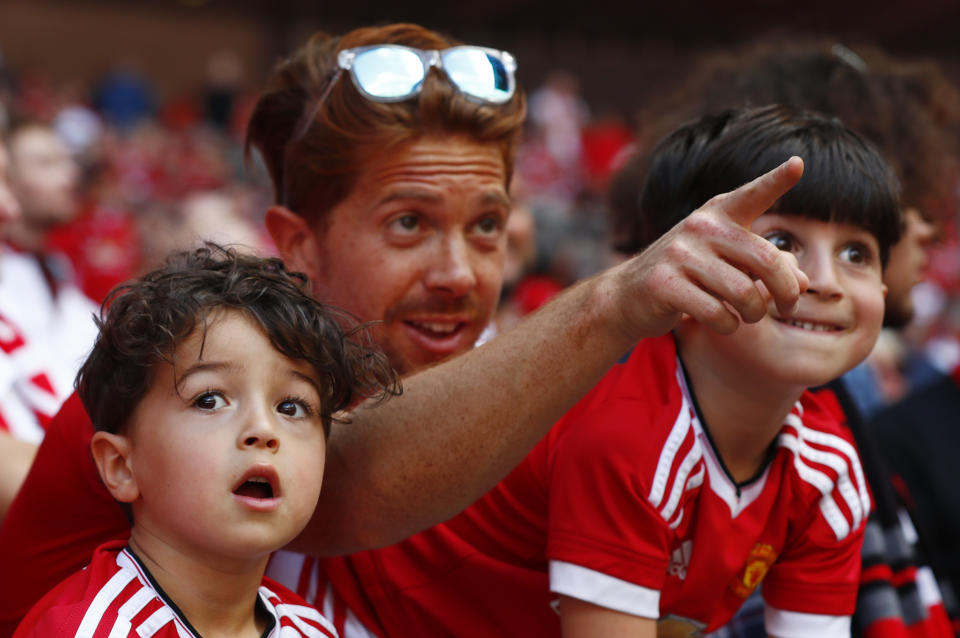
[320,334,869,636]
[14,541,337,638]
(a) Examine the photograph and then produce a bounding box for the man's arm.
[290,158,807,556]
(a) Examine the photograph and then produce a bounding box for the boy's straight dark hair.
[76,243,400,437]
[632,105,903,265]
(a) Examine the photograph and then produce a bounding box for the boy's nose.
[238,409,280,451]
[802,254,843,299]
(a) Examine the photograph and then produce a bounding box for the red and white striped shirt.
[0,249,98,443]
[315,333,869,637]
[14,540,338,638]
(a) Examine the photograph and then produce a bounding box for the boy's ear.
[90,431,139,503]
[265,206,322,283]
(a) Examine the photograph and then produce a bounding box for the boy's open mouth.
[234,477,275,499]
[232,467,280,500]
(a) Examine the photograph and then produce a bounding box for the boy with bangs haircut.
[14,244,399,638]
[323,105,901,637]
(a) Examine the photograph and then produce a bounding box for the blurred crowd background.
[2,0,960,409]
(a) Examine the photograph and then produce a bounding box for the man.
[0,121,98,444]
[0,138,30,521]
[0,23,807,636]
[0,122,98,522]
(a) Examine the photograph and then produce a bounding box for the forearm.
[293,268,639,555]
[291,158,806,556]
[0,431,37,521]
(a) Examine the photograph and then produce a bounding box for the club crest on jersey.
[730,543,777,598]
[667,540,693,581]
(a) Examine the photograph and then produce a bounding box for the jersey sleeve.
[0,393,131,636]
[545,394,693,619]
[762,426,868,621]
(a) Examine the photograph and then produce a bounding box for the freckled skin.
[308,136,510,374]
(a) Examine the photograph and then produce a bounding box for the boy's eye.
[840,242,872,265]
[277,399,311,418]
[193,392,226,411]
[763,231,796,253]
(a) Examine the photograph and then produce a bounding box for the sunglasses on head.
[337,44,517,105]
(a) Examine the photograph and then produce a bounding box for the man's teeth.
[411,321,458,334]
[249,477,270,484]
[785,319,836,332]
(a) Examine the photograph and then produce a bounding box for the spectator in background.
[92,61,154,131]
[0,121,97,445]
[0,137,28,521]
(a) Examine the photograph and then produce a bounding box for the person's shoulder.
[561,334,685,425]
[548,335,705,517]
[13,541,128,637]
[774,394,870,542]
[259,576,338,637]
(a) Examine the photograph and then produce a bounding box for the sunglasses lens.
[442,48,513,104]
[352,47,426,100]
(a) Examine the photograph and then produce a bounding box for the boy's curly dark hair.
[76,243,400,436]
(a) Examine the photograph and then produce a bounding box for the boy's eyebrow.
[289,370,325,403]
[175,361,236,391]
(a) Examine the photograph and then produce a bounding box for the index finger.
[714,156,804,227]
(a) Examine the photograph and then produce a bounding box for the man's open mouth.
[405,320,465,336]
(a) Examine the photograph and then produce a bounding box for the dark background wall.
[1,0,957,120]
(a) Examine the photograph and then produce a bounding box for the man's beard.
[882,298,914,330]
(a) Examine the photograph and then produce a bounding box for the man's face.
[881,207,937,328]
[0,144,22,228]
[8,126,78,228]
[307,136,510,374]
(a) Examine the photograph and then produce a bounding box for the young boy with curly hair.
[14,245,398,638]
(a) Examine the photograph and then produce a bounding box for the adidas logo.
[667,540,693,581]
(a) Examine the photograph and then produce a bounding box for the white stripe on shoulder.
[648,365,703,520]
[259,585,338,638]
[780,411,871,540]
[764,606,850,638]
[788,412,870,514]
[75,569,136,638]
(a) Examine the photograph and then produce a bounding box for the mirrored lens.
[442,48,513,103]
[352,47,426,99]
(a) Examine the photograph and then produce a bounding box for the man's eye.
[474,216,502,236]
[193,392,226,411]
[764,231,795,252]
[390,214,420,233]
[277,399,311,418]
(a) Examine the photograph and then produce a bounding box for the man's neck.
[675,330,804,484]
[128,528,270,638]
[4,219,45,253]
